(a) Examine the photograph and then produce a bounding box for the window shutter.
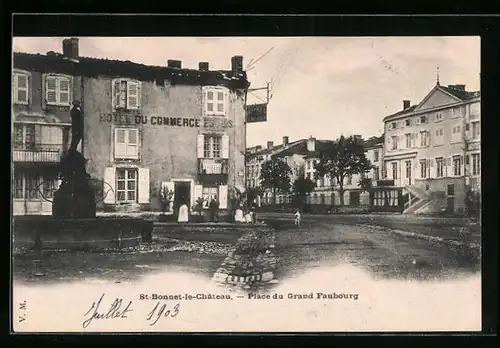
[221,134,229,159]
[197,134,204,158]
[58,78,71,105]
[194,185,203,202]
[34,125,42,147]
[127,129,139,159]
[137,168,150,204]
[111,79,119,111]
[218,185,228,209]
[103,167,116,204]
[427,130,431,146]
[12,74,18,103]
[114,129,127,159]
[41,126,51,146]
[45,76,57,104]
[127,81,140,109]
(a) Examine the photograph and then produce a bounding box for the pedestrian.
[294,209,301,227]
[209,195,220,222]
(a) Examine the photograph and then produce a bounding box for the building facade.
[12,38,250,215]
[382,82,481,214]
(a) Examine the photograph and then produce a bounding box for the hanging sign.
[245,103,267,123]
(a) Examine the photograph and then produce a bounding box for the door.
[349,191,360,206]
[174,182,191,215]
[446,184,455,213]
[405,160,412,186]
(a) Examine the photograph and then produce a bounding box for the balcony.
[198,158,229,184]
[13,144,63,163]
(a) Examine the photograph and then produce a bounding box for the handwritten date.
[146,302,180,326]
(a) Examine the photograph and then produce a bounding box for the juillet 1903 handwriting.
[82,293,180,328]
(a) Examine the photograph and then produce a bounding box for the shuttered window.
[114,128,139,159]
[44,74,72,106]
[13,71,30,104]
[202,86,228,116]
[112,79,142,110]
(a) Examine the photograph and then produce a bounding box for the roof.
[440,85,480,101]
[382,84,480,122]
[13,52,250,90]
[363,135,384,149]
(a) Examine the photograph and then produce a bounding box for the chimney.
[199,62,209,71]
[256,145,262,151]
[307,136,316,152]
[267,141,274,150]
[403,100,411,110]
[282,136,289,146]
[167,60,182,69]
[62,38,79,61]
[231,56,243,75]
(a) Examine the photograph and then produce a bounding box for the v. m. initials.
[18,301,27,323]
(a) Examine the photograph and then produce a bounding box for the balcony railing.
[198,158,229,184]
[13,144,63,163]
[198,158,228,174]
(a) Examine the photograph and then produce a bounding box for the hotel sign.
[245,103,267,123]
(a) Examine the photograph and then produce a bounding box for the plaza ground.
[13,213,480,285]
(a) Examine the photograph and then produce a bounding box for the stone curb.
[363,224,481,250]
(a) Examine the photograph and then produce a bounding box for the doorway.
[349,191,360,207]
[446,184,455,214]
[405,160,412,186]
[174,181,191,215]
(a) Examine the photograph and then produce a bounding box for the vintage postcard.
[11,36,481,332]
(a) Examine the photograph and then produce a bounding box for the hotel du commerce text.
[12,38,250,216]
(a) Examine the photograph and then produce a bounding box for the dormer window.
[44,74,72,106]
[12,70,30,105]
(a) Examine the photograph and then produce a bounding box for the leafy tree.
[292,177,316,204]
[259,158,292,204]
[314,135,373,206]
[358,177,373,193]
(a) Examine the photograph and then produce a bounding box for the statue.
[52,101,96,218]
[69,101,83,152]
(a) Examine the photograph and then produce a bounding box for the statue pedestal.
[52,150,96,219]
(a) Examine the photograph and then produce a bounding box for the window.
[116,169,137,202]
[25,171,41,199]
[373,167,380,181]
[392,162,398,180]
[391,135,398,150]
[346,175,352,185]
[434,113,443,122]
[13,171,23,199]
[114,128,139,159]
[112,79,141,110]
[471,121,480,140]
[45,74,72,106]
[453,155,462,176]
[436,157,444,178]
[204,135,221,158]
[202,187,219,208]
[391,122,397,130]
[470,103,480,116]
[419,115,428,124]
[451,106,463,118]
[434,127,444,146]
[472,153,480,176]
[203,87,228,116]
[451,124,462,143]
[420,130,429,147]
[404,119,411,127]
[374,150,379,162]
[13,71,30,104]
[405,133,412,148]
[420,159,428,179]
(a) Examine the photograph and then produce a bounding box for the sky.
[13,36,480,147]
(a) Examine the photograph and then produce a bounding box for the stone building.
[12,38,250,215]
[382,81,481,214]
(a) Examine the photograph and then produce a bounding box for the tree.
[358,177,373,193]
[292,177,316,205]
[259,158,292,204]
[314,135,373,206]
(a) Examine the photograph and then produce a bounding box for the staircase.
[403,185,431,214]
[403,185,446,215]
